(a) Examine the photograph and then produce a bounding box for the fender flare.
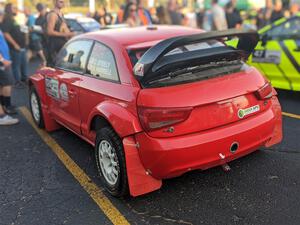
[87,101,142,138]
[29,73,48,105]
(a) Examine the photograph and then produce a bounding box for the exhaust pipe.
[230,142,239,153]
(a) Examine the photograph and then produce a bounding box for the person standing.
[137,0,152,25]
[271,0,284,22]
[0,10,19,125]
[46,0,74,66]
[123,2,141,27]
[211,0,228,30]
[1,3,29,87]
[156,6,172,25]
[95,6,113,26]
[35,3,48,66]
[257,0,273,29]
[225,1,242,29]
[167,0,183,25]
[25,7,47,67]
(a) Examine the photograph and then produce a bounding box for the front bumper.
[135,97,282,179]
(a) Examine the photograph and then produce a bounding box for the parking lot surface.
[1,61,300,225]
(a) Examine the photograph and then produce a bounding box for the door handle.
[68,90,77,97]
[293,48,300,52]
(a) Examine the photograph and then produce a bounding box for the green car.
[249,14,300,91]
[228,14,300,91]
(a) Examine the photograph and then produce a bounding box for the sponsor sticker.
[252,50,281,64]
[59,83,69,101]
[238,105,260,119]
[134,63,144,76]
[45,77,59,99]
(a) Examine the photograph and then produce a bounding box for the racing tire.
[95,127,129,197]
[29,87,45,128]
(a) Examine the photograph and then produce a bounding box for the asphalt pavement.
[1,60,300,225]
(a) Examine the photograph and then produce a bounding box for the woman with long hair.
[123,2,140,27]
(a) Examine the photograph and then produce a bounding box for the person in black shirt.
[98,6,113,26]
[167,0,183,25]
[33,3,47,66]
[225,1,242,29]
[270,0,284,23]
[1,3,29,85]
[46,0,74,66]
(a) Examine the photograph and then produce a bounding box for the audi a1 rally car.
[29,26,282,197]
[247,13,300,91]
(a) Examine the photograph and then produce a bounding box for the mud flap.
[123,137,162,197]
[41,105,61,132]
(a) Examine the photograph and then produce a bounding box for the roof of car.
[80,25,203,49]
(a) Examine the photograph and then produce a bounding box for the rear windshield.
[145,60,247,88]
[128,40,246,88]
[128,40,225,67]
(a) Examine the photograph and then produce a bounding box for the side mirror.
[261,34,268,47]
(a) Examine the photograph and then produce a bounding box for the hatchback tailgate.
[137,67,273,138]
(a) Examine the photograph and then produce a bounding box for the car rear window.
[80,20,101,32]
[128,40,246,88]
[128,40,225,67]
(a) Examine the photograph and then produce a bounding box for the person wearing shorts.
[25,7,47,67]
[0,10,18,125]
[1,3,29,87]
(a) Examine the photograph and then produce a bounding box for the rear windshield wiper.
[148,60,243,85]
[168,60,242,78]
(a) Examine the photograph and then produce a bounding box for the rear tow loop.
[219,153,231,172]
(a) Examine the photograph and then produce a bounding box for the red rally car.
[29,26,282,197]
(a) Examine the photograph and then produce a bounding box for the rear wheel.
[95,127,128,197]
[29,87,44,128]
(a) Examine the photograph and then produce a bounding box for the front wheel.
[29,87,45,128]
[95,127,128,197]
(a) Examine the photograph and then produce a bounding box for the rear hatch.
[133,29,275,138]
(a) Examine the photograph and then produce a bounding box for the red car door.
[48,39,93,134]
[78,42,125,139]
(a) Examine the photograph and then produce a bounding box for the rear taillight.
[138,107,193,132]
[256,82,273,100]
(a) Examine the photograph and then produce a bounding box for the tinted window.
[165,41,224,56]
[66,19,83,32]
[56,40,93,72]
[268,18,300,39]
[77,18,101,32]
[128,40,224,67]
[86,43,119,81]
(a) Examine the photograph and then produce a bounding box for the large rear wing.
[133,29,259,85]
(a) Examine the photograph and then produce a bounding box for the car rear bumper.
[135,96,282,179]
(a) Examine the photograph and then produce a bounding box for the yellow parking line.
[19,107,130,225]
[282,111,300,120]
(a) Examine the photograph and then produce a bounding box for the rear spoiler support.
[133,29,259,84]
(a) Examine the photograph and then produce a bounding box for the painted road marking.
[20,107,130,225]
[282,112,300,120]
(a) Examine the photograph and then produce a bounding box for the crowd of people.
[0,0,75,125]
[0,0,299,126]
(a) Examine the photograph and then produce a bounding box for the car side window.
[66,19,83,32]
[267,18,300,40]
[56,40,93,73]
[86,42,119,82]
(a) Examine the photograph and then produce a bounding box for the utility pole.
[89,0,96,13]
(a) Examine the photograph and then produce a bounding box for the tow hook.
[221,163,231,172]
[219,153,231,172]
